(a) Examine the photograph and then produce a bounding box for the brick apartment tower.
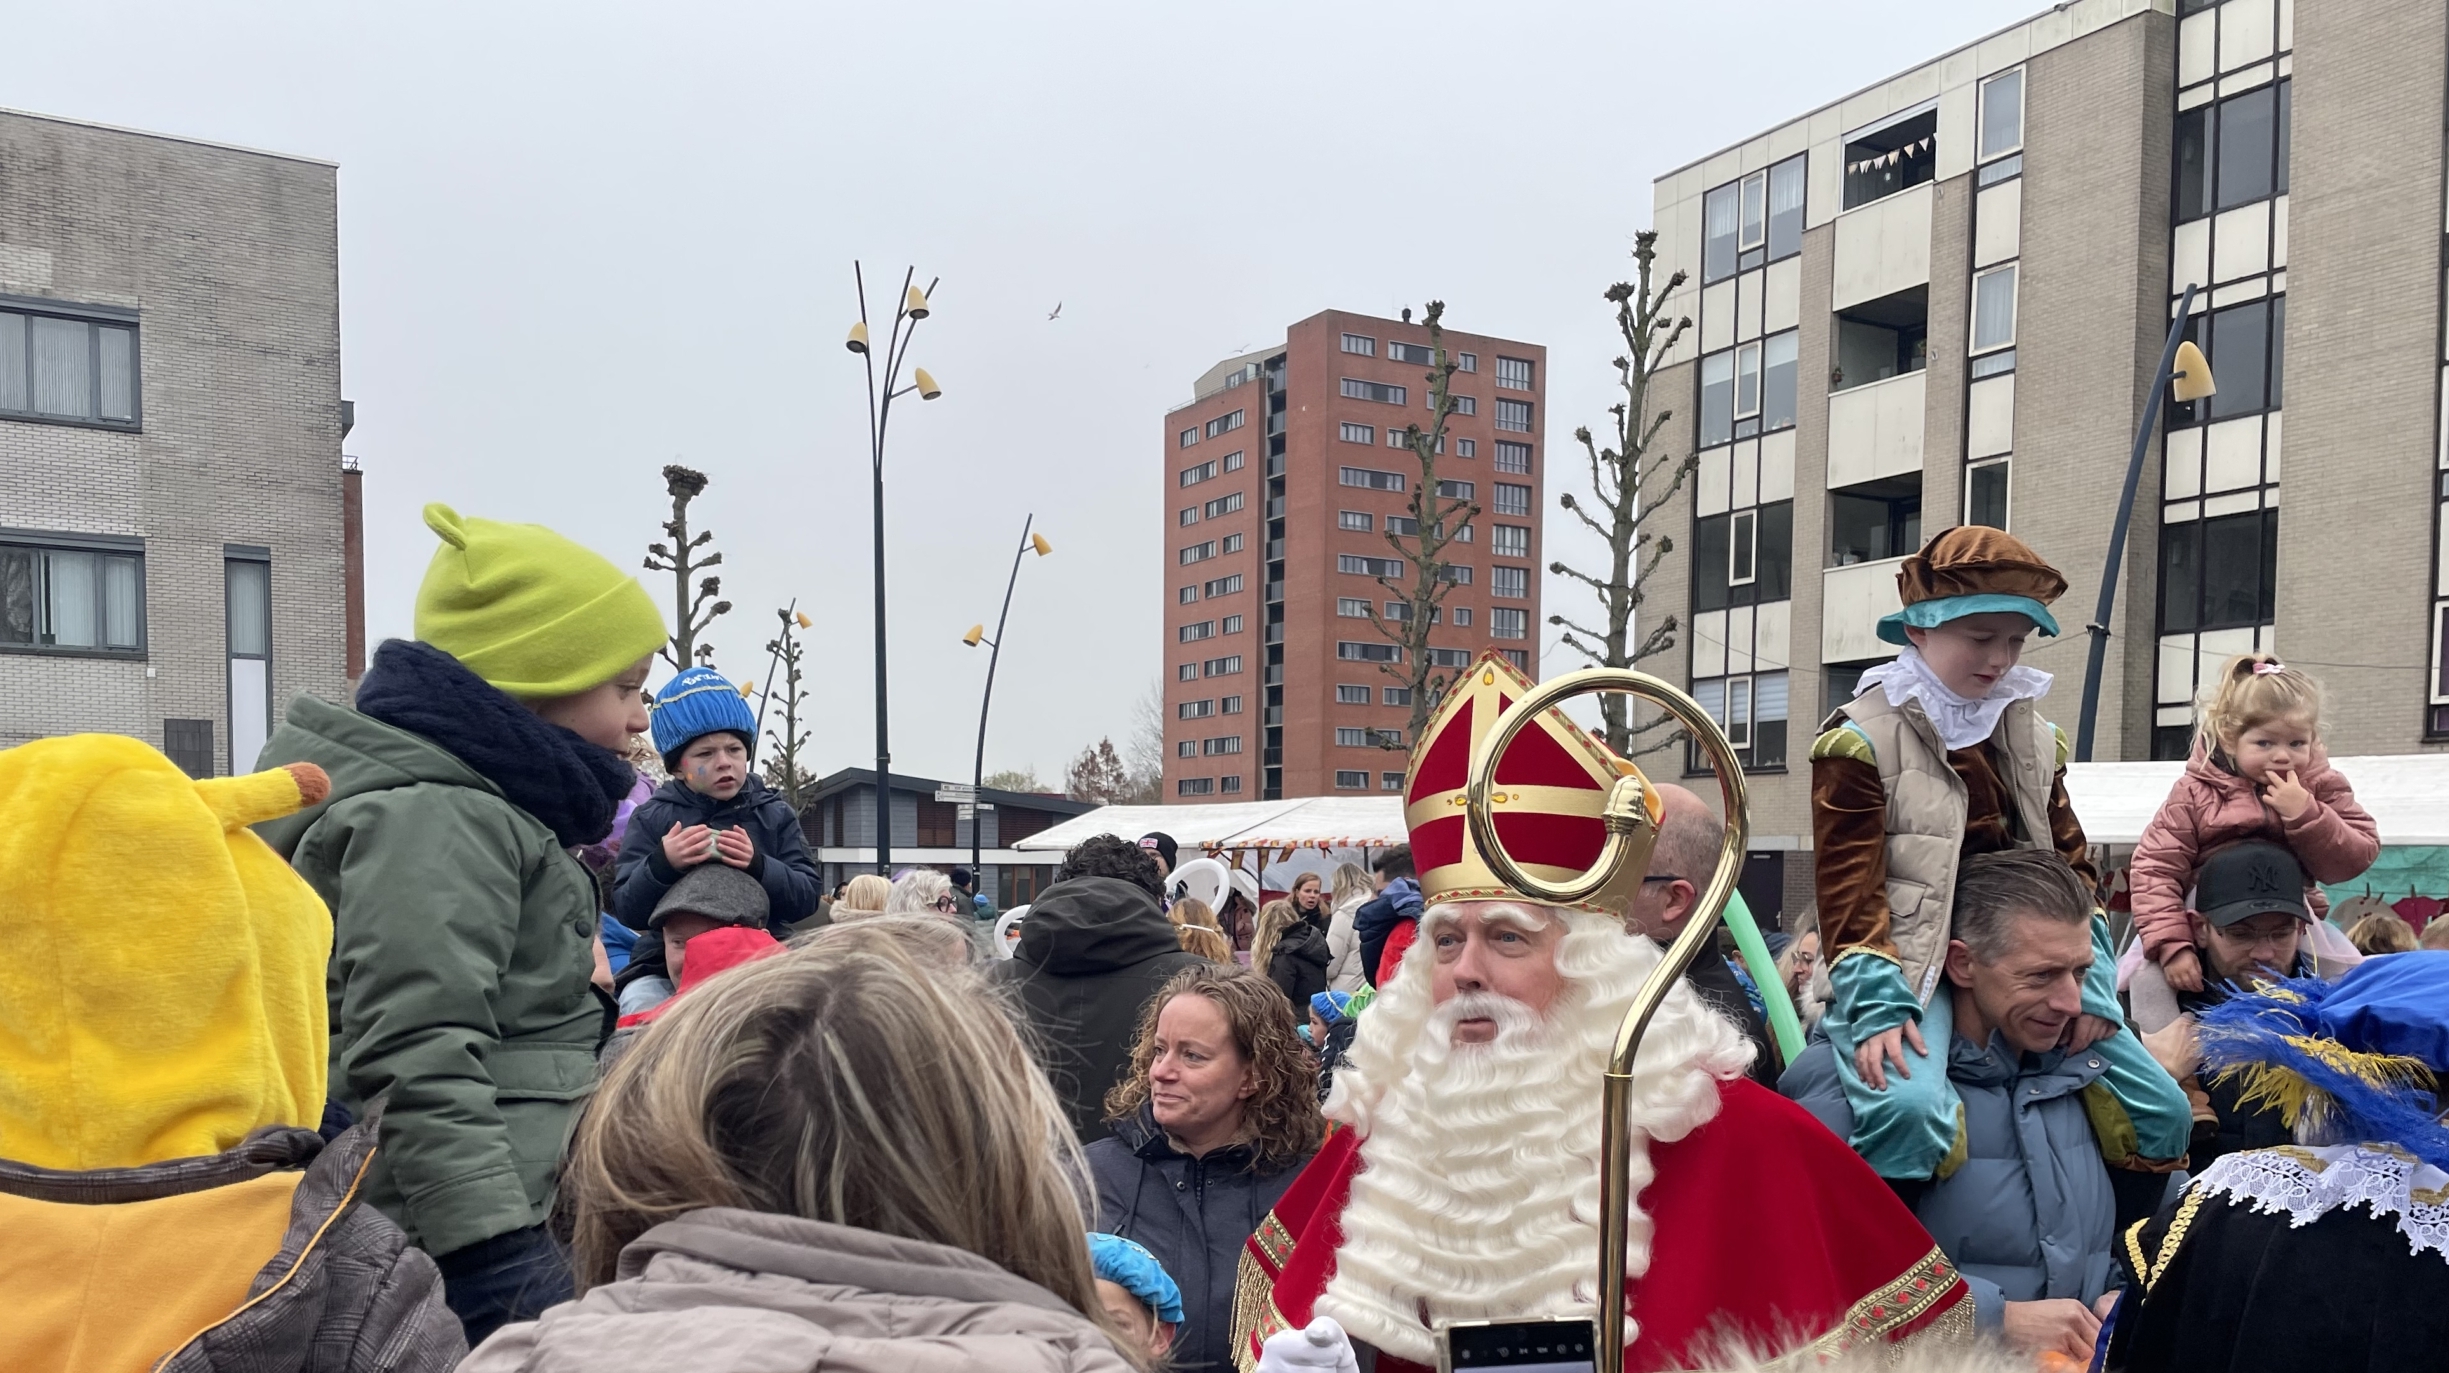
[1162,310,1546,801]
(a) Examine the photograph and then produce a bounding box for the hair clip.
[2252,660,2287,675]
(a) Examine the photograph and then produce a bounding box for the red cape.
[1235,1077,1968,1371]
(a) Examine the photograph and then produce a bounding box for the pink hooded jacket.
[2129,740,2379,961]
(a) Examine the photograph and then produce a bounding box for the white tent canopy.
[1012,797,1407,856]
[2065,753,2449,847]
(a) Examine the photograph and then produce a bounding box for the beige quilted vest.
[1827,690,2059,1007]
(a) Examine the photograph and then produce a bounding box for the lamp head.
[905,285,931,320]
[963,624,986,648]
[738,680,756,697]
[914,367,943,400]
[845,321,870,355]
[795,611,813,629]
[2171,340,2217,403]
[1031,532,1053,557]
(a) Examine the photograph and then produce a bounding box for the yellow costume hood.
[0,735,333,1169]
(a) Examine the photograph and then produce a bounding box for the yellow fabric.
[1810,723,1876,764]
[414,501,665,698]
[0,735,329,1170]
[0,1170,302,1373]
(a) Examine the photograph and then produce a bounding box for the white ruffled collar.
[1856,645,2052,752]
[2196,1144,2449,1261]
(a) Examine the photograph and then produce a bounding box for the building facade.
[802,768,1093,907]
[1645,0,2445,920]
[0,108,351,773]
[1163,310,1546,800]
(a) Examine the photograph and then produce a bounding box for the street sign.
[935,783,976,803]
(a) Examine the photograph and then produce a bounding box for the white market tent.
[2065,753,2449,847]
[1012,796,1408,857]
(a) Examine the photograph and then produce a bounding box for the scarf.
[355,639,635,847]
[1856,644,2052,752]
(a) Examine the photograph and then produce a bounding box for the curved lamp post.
[962,515,1054,884]
[848,264,944,875]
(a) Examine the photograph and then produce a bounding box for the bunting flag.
[1845,134,1934,178]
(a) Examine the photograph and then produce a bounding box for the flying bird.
[1047,302,1063,320]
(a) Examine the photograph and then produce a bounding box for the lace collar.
[1856,645,2053,752]
[2196,1143,2449,1261]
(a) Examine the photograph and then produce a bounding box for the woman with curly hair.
[1167,896,1234,964]
[1087,963,1325,1373]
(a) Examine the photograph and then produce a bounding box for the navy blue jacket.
[610,775,820,986]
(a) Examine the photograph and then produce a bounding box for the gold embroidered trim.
[2143,1186,2209,1293]
[1803,1246,1965,1361]
[1251,1212,1294,1269]
[2123,1216,2154,1286]
[1229,1241,1291,1373]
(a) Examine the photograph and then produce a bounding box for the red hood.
[616,925,784,1028]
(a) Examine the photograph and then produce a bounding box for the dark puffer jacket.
[1085,1110,1313,1373]
[987,876,1204,1143]
[1264,917,1332,1008]
[610,775,821,989]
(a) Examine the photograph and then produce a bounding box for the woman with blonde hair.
[1252,896,1330,1006]
[1323,861,1373,992]
[831,871,891,921]
[1088,962,1325,1373]
[462,941,1142,1371]
[2346,910,2419,956]
[1167,896,1233,964]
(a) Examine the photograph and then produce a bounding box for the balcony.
[1825,369,1924,489]
[1821,556,1907,665]
[1832,181,1933,312]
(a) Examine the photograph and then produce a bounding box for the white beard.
[1315,905,1754,1365]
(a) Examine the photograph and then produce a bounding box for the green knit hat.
[413,503,666,699]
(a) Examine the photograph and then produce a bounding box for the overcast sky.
[16,0,2041,787]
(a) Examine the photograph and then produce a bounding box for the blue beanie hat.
[1310,989,1355,1025]
[1087,1232,1184,1324]
[650,666,758,765]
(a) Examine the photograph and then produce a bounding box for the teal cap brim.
[1877,593,2061,646]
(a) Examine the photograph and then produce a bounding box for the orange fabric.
[1894,525,2067,609]
[1812,746,2095,961]
[0,1169,302,1373]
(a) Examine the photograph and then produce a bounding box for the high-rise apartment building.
[1163,311,1546,800]
[1644,0,2444,919]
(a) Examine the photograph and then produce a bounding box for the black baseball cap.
[2196,841,2311,928]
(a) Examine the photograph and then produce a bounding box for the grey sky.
[14,0,2039,786]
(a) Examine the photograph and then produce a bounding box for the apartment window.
[1735,341,1762,424]
[1497,356,1535,391]
[1831,286,1930,392]
[1204,492,1244,518]
[1829,476,1923,565]
[1729,509,1758,585]
[1495,399,1533,433]
[1341,422,1375,444]
[1494,441,1532,474]
[1222,533,1244,553]
[1337,597,1374,618]
[1763,331,1798,431]
[1452,607,1473,627]
[1766,154,1806,260]
[1693,501,1794,611]
[1702,181,1739,283]
[1499,648,1529,672]
[1179,620,1215,642]
[163,719,214,779]
[1380,772,1404,791]
[1178,507,1199,528]
[1340,554,1404,578]
[2176,80,2290,221]
[1388,341,1432,364]
[1335,727,1369,748]
[1181,460,1219,487]
[1335,770,1369,789]
[1337,684,1371,704]
[1178,585,1199,605]
[1203,655,1243,676]
[1699,350,1733,447]
[1204,574,1243,597]
[2174,297,2285,424]
[1456,352,1477,373]
[0,535,145,655]
[1222,694,1244,713]
[1494,483,1531,517]
[1180,540,1217,565]
[1342,378,1407,405]
[1205,410,1245,438]
[1177,739,1197,758]
[1339,510,1374,532]
[1203,736,1244,756]
[1971,265,2018,354]
[1386,516,1420,537]
[1179,662,1200,682]
[1340,466,1406,491]
[1491,525,1529,558]
[1383,600,1416,622]
[1972,349,2017,380]
[1440,565,1473,585]
[1338,641,1400,662]
[1179,698,1216,719]
[1967,458,2010,529]
[1491,607,1528,640]
[2160,508,2277,633]
[1383,686,1412,706]
[1456,438,1476,458]
[1689,671,1790,772]
[1447,395,1477,416]
[1386,428,1411,448]
[1436,479,1475,500]
[1222,451,1244,472]
[1341,333,1377,356]
[1179,427,1198,448]
[1179,777,1216,796]
[1221,775,1243,793]
[1221,614,1244,634]
[1491,566,1527,599]
[0,306,140,428]
[1428,647,1472,668]
[1979,69,2024,162]
[1842,106,1937,211]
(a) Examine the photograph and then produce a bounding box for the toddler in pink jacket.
[2129,653,2378,992]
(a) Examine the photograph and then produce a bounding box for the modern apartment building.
[1644,0,2444,919]
[0,107,354,772]
[1163,310,1546,800]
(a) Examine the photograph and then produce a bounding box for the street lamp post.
[2073,281,2215,761]
[963,515,1054,885]
[848,263,944,875]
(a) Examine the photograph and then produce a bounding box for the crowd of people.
[7,507,2449,1373]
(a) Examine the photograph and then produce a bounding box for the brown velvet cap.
[1895,525,2068,608]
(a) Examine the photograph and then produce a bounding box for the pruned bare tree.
[1550,230,1697,758]
[1366,300,1480,752]
[645,464,731,670]
[759,607,814,811]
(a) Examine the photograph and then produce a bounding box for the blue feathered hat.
[649,665,758,766]
[2196,952,2449,1171]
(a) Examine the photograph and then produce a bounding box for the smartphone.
[1437,1318,1600,1373]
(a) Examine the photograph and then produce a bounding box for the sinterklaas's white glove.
[1256,1316,1360,1373]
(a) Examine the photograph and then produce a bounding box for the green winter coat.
[254,694,603,1258]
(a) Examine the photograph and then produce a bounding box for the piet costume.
[2107,952,2449,1373]
[1809,526,2192,1180]
[1234,652,1969,1372]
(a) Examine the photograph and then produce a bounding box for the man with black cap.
[1138,832,1178,882]
[2141,840,2359,1169]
